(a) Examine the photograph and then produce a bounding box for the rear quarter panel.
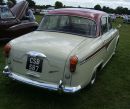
[64,37,105,87]
[68,29,119,88]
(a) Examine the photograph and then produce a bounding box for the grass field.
[0,16,130,109]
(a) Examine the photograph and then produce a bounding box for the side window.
[59,16,69,27]
[42,15,59,30]
[108,17,112,30]
[101,17,108,34]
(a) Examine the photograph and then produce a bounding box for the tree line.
[94,4,130,15]
[0,0,16,4]
[0,0,130,15]
[37,1,130,15]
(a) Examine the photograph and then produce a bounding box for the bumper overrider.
[3,66,81,93]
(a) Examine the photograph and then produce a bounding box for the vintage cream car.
[3,8,119,93]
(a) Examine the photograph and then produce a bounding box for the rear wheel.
[90,71,97,85]
[113,39,119,54]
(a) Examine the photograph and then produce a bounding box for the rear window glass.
[38,15,97,37]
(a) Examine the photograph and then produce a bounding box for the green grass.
[35,15,43,23]
[0,18,130,109]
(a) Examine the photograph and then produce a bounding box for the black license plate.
[26,56,43,73]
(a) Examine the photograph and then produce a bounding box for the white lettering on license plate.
[29,57,40,65]
[26,56,43,73]
[29,64,39,72]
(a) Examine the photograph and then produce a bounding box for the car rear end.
[3,45,81,93]
[3,32,86,93]
[2,8,99,93]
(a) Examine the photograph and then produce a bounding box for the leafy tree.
[35,5,45,9]
[26,0,36,8]
[115,6,123,14]
[101,5,129,15]
[0,0,5,4]
[0,0,3,3]
[7,0,16,8]
[94,4,101,10]
[8,0,16,4]
[55,1,63,9]
[109,8,115,13]
[102,6,109,13]
[116,7,129,15]
[123,8,128,14]
[45,5,52,9]
[128,10,130,15]
[102,6,115,13]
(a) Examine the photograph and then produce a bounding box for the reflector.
[70,55,78,73]
[3,44,11,58]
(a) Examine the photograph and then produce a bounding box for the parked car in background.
[109,14,116,22]
[35,9,41,14]
[40,9,47,15]
[40,7,55,15]
[128,15,130,23]
[0,1,38,41]
[3,8,119,93]
[123,15,130,23]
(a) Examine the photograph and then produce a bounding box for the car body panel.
[68,29,119,87]
[0,1,38,41]
[11,1,28,20]
[3,8,119,93]
[8,31,89,84]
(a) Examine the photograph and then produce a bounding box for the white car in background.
[123,15,130,23]
[109,14,116,22]
[40,7,55,15]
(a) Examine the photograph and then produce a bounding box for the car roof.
[48,8,108,37]
[48,8,107,22]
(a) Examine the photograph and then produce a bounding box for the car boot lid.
[11,1,28,20]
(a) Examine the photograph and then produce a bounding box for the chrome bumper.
[3,66,81,93]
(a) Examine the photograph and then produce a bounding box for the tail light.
[3,44,11,58]
[70,55,78,73]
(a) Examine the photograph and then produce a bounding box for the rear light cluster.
[3,44,11,58]
[70,55,78,73]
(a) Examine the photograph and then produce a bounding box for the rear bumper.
[3,66,81,93]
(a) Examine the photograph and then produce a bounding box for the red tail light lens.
[70,55,78,73]
[3,44,11,58]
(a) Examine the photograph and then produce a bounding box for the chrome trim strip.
[3,66,81,93]
[80,36,115,65]
[26,51,47,58]
[9,22,37,29]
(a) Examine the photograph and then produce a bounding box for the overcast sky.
[16,0,130,9]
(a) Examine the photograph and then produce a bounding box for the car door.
[101,16,118,64]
